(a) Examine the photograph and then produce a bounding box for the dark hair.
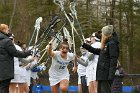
[95,31,102,40]
[8,32,12,37]
[8,33,15,41]
[8,32,14,37]
[17,41,26,47]
[59,38,69,48]
[17,41,21,46]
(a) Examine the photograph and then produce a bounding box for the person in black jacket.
[112,62,125,93]
[0,24,32,93]
[82,25,119,93]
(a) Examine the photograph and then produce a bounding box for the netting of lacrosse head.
[53,0,64,11]
[63,27,73,50]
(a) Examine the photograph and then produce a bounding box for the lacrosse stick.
[37,32,63,63]
[28,17,43,47]
[32,33,62,72]
[63,27,73,50]
[54,0,78,55]
[53,0,83,43]
[30,15,60,51]
[34,17,43,55]
[70,1,85,41]
[33,19,67,57]
[35,17,43,42]
[35,20,67,55]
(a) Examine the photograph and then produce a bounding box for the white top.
[91,42,101,63]
[25,60,38,86]
[49,51,74,86]
[86,42,101,82]
[30,60,38,79]
[11,44,27,83]
[87,42,101,66]
[77,54,88,77]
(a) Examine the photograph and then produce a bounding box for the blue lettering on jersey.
[57,60,69,65]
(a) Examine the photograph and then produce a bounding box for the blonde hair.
[0,24,8,32]
[101,33,112,49]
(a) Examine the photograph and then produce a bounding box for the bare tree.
[9,0,17,30]
[124,0,134,73]
[0,0,6,5]
[110,0,116,25]
[118,0,123,65]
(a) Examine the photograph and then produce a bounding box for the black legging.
[29,77,34,93]
[98,80,113,93]
[0,79,11,93]
[81,76,89,93]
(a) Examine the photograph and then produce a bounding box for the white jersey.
[77,54,88,84]
[11,44,27,83]
[30,60,38,79]
[49,51,74,86]
[24,60,38,86]
[77,54,88,77]
[91,42,101,63]
[86,42,101,85]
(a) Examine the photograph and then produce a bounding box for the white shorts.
[49,75,70,86]
[86,62,97,86]
[78,76,81,84]
[86,74,96,86]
